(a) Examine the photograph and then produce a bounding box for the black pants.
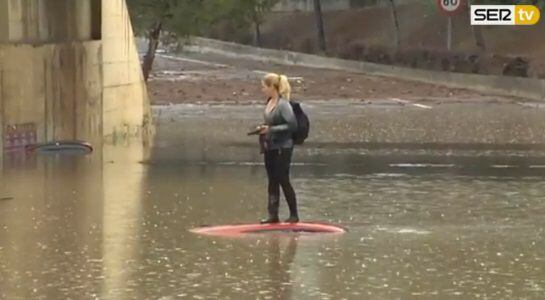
[264,148,297,218]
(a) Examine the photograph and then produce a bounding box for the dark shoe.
[266,194,280,223]
[282,187,299,224]
[260,216,280,224]
[284,216,299,223]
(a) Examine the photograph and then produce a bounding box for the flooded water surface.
[1,102,545,299]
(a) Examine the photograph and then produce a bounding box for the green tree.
[215,0,279,47]
[314,0,327,53]
[388,0,400,49]
[127,0,231,81]
[128,0,278,80]
[247,0,279,47]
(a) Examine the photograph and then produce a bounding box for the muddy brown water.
[1,102,545,299]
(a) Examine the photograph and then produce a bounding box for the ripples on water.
[1,151,545,299]
[2,100,545,298]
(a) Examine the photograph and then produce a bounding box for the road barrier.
[182,37,545,101]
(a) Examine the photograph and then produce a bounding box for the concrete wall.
[0,0,97,43]
[0,69,3,159]
[0,1,8,41]
[0,0,150,157]
[0,42,103,145]
[183,37,545,101]
[101,0,149,141]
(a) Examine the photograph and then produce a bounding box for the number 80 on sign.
[437,0,466,16]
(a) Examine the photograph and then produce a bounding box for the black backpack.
[290,100,310,145]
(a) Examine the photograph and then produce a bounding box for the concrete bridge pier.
[0,0,151,159]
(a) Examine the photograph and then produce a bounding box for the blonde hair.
[263,73,291,100]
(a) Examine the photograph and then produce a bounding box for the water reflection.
[263,235,297,300]
[100,143,149,299]
[0,140,150,299]
[2,142,545,298]
[2,100,545,298]
[0,150,105,299]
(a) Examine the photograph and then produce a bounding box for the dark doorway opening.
[91,0,102,40]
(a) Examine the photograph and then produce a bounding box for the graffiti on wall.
[3,123,37,151]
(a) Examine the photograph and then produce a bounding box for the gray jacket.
[264,98,298,150]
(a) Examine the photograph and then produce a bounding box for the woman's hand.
[259,125,269,134]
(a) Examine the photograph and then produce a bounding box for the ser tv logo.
[471,5,540,25]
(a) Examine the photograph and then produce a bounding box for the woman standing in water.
[258,73,299,224]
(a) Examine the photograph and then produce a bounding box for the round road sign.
[437,0,465,16]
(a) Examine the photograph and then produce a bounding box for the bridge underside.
[0,0,150,155]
